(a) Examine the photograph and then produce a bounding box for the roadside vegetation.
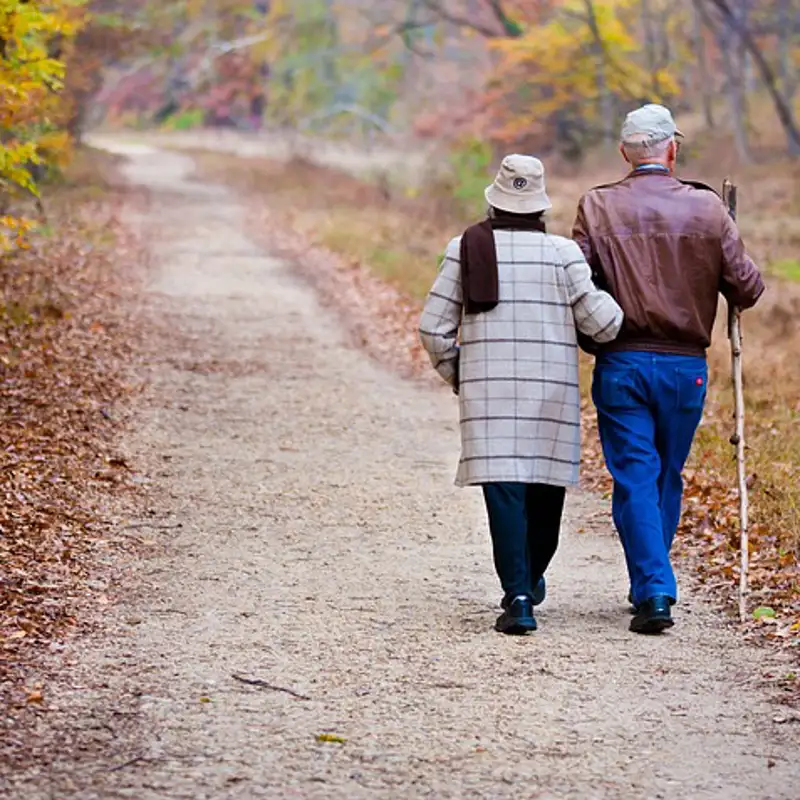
[1,1,143,696]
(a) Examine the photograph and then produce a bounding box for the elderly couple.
[419,104,765,635]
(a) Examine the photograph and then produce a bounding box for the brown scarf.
[460,211,546,314]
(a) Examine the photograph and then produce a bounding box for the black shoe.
[630,595,674,634]
[628,591,676,614]
[495,595,537,635]
[501,577,546,610]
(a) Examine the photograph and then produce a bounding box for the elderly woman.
[419,154,623,635]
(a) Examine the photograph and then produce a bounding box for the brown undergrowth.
[0,149,146,709]
[194,148,799,663]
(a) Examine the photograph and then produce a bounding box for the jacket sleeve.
[557,239,624,343]
[419,237,462,389]
[572,196,612,358]
[572,195,607,289]
[571,196,594,265]
[719,211,765,309]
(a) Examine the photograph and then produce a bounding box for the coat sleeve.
[571,196,594,265]
[419,237,463,389]
[719,209,766,310]
[557,239,624,343]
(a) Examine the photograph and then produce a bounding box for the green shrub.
[162,109,205,131]
[770,258,800,282]
[446,138,494,218]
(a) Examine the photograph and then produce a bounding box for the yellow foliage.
[0,214,32,251]
[484,0,682,146]
[0,0,86,249]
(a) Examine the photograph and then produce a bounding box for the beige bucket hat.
[485,154,552,215]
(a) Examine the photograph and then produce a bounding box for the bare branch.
[486,0,524,36]
[703,0,800,154]
[418,0,508,38]
[210,31,271,55]
[299,103,396,134]
[231,674,311,701]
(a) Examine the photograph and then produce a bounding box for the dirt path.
[95,128,435,186]
[5,144,799,799]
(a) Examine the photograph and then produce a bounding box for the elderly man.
[420,155,622,635]
[572,104,765,634]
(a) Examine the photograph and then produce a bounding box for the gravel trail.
[5,144,799,800]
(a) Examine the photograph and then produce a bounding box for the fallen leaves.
[1,172,143,696]
[675,443,800,647]
[25,689,43,705]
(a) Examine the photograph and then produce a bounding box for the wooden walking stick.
[722,179,749,622]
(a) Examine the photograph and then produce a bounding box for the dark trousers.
[482,482,566,603]
[592,351,706,605]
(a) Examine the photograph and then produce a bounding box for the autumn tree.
[61,1,148,140]
[73,0,800,160]
[1,0,87,247]
[411,0,800,159]
[92,1,272,130]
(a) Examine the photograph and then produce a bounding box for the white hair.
[621,136,674,165]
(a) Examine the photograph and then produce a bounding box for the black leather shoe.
[495,595,537,635]
[628,591,676,614]
[630,594,674,634]
[502,577,546,611]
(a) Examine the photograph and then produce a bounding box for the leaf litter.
[1,163,147,721]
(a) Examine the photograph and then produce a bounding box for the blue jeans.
[592,352,707,604]
[482,483,566,603]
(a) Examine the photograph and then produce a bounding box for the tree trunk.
[721,25,750,160]
[700,0,750,160]
[737,1,756,95]
[778,0,797,103]
[735,0,752,139]
[692,2,715,128]
[583,0,615,145]
[598,74,615,143]
[708,0,800,157]
[641,0,660,95]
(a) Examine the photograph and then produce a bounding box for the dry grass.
[194,147,800,627]
[704,290,800,549]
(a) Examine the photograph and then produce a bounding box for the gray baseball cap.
[620,104,684,146]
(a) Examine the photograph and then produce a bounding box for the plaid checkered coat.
[420,230,623,487]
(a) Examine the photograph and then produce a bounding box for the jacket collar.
[629,164,672,176]
[628,165,672,178]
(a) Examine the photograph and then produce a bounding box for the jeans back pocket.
[675,367,708,411]
[592,369,641,410]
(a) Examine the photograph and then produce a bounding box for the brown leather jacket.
[572,170,765,357]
